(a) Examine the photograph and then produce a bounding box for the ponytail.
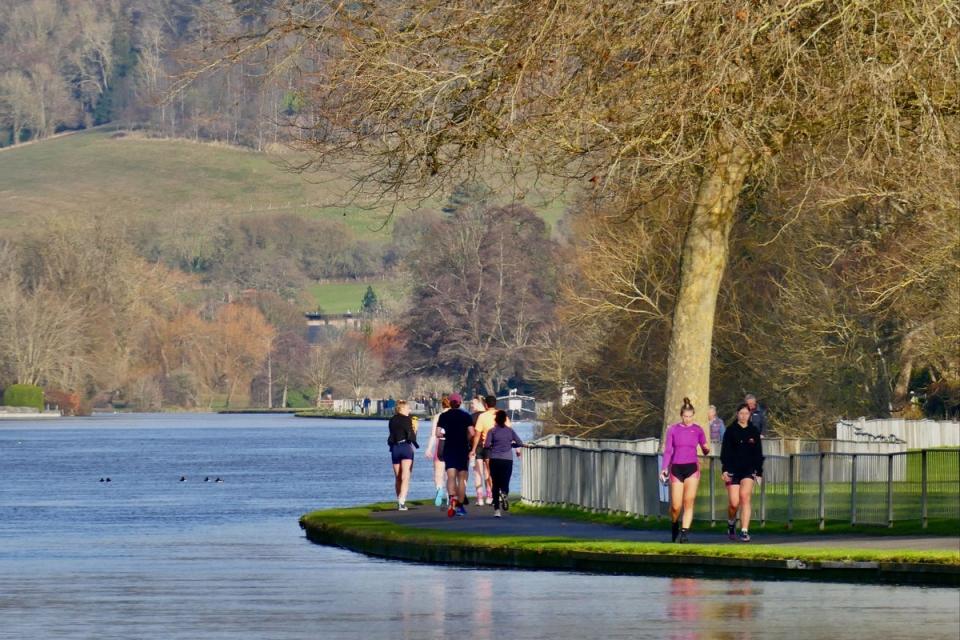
[680,397,695,414]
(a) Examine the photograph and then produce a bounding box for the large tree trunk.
[662,143,751,443]
[892,328,918,411]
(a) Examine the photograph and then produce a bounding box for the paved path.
[375,504,960,552]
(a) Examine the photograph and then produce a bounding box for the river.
[0,413,956,639]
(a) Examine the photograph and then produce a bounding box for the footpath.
[375,505,960,552]
[299,502,960,587]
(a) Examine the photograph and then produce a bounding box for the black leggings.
[489,458,513,509]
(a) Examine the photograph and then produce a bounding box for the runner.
[471,395,498,505]
[437,393,476,517]
[484,410,523,518]
[424,395,451,507]
[721,403,764,542]
[386,400,418,511]
[659,397,710,543]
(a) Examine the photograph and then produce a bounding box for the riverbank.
[299,503,960,586]
[0,408,62,420]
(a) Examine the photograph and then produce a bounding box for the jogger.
[437,393,475,516]
[484,409,523,517]
[387,400,418,510]
[721,403,764,542]
[659,397,710,543]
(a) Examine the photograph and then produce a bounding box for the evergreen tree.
[361,286,378,315]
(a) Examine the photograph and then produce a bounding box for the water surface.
[0,414,956,639]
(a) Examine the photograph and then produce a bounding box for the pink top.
[661,423,707,471]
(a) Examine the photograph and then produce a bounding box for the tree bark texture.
[662,143,751,442]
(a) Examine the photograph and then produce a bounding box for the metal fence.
[535,434,661,454]
[837,418,960,448]
[521,438,960,528]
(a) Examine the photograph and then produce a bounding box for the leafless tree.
[184,0,958,436]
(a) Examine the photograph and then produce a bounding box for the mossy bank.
[299,504,959,587]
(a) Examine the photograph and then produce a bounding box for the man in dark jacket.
[744,394,768,436]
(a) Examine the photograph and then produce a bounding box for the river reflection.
[666,578,762,640]
[0,414,957,639]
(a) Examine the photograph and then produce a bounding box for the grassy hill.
[0,130,392,236]
[0,130,566,312]
[0,130,567,236]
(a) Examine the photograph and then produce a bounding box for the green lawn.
[308,279,401,314]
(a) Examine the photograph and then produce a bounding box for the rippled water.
[0,413,956,639]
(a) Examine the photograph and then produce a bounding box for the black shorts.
[727,472,758,486]
[390,442,415,464]
[435,439,445,461]
[444,454,469,472]
[669,463,700,482]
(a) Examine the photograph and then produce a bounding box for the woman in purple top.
[659,397,710,543]
[484,410,524,518]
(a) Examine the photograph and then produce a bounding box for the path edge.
[298,509,960,587]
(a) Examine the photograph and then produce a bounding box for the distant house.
[305,311,363,342]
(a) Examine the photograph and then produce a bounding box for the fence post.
[709,456,716,526]
[787,455,794,530]
[818,453,825,530]
[921,449,928,529]
[886,453,894,528]
[760,472,766,527]
[850,454,857,527]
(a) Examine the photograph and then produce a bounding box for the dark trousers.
[489,458,513,509]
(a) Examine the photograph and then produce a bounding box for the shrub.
[3,384,44,411]
[45,389,81,416]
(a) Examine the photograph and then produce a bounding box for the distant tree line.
[0,0,298,148]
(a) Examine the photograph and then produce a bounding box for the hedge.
[3,384,44,411]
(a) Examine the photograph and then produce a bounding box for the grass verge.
[299,504,959,571]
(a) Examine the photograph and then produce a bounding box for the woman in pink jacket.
[659,397,710,543]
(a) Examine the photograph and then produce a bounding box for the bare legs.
[433,457,445,490]
[668,475,701,529]
[726,477,755,529]
[472,457,490,501]
[446,468,468,504]
[392,458,413,504]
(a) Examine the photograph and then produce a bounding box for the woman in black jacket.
[720,403,764,542]
[387,400,418,510]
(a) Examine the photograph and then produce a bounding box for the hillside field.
[0,130,567,237]
[308,280,402,315]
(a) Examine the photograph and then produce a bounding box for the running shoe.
[727,522,736,540]
[456,505,467,517]
[447,499,457,518]
[494,509,502,518]
[678,529,689,544]
[476,492,484,506]
[739,530,751,543]
[485,496,494,506]
[398,502,408,511]
[434,487,444,507]
[500,490,510,511]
